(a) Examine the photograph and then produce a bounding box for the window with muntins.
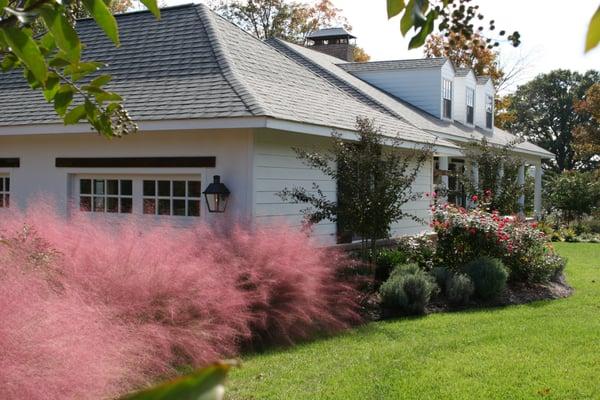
[486,95,493,129]
[466,88,475,124]
[0,176,9,208]
[79,178,133,213]
[143,179,202,217]
[442,79,453,119]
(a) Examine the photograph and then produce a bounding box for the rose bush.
[432,197,565,283]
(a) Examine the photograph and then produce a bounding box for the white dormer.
[454,68,477,126]
[339,58,455,119]
[475,76,495,131]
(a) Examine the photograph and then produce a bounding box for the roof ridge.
[195,4,268,116]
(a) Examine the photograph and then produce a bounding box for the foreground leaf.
[0,27,47,83]
[585,6,600,52]
[82,0,120,46]
[120,361,237,400]
[39,4,81,63]
[140,0,161,20]
[387,0,405,19]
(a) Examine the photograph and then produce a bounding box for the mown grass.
[228,243,600,400]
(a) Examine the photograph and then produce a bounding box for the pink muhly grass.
[0,204,362,398]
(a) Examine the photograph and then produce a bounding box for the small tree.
[278,117,432,258]
[544,171,600,224]
[457,138,525,215]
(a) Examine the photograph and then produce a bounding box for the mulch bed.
[361,274,573,320]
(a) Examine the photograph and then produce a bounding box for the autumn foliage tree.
[424,32,504,85]
[573,83,600,164]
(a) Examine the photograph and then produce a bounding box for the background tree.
[423,31,530,93]
[0,0,159,137]
[573,83,600,164]
[544,171,600,224]
[278,117,432,258]
[213,0,370,59]
[504,69,600,172]
[214,0,348,42]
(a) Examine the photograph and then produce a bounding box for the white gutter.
[0,116,462,155]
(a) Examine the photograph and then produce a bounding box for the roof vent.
[305,27,356,62]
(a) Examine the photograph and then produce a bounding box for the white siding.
[389,157,434,237]
[253,129,337,244]
[253,129,434,244]
[352,68,442,117]
[0,129,255,223]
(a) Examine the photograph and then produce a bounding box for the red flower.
[471,195,479,202]
[469,228,477,235]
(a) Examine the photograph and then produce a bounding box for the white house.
[0,4,552,245]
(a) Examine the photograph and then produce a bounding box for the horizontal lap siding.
[253,130,434,245]
[254,130,337,245]
[390,158,433,237]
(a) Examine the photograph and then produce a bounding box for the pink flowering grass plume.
[0,228,146,400]
[192,222,363,348]
[0,201,362,399]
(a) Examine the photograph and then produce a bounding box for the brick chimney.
[305,28,356,62]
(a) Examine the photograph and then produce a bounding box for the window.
[79,178,133,213]
[0,176,9,208]
[466,88,475,124]
[442,79,453,119]
[143,179,202,217]
[486,94,494,129]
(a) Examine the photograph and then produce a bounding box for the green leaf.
[0,0,7,11]
[585,6,600,52]
[408,11,435,49]
[387,0,405,19]
[90,74,112,87]
[54,85,75,116]
[0,27,47,83]
[95,91,122,103]
[82,0,120,46]
[400,0,415,35]
[43,72,60,101]
[49,55,71,68]
[64,61,104,81]
[119,361,236,400]
[139,0,161,20]
[64,104,87,125]
[39,4,81,63]
[0,53,18,72]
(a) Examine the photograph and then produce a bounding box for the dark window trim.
[55,157,216,168]
[0,158,19,168]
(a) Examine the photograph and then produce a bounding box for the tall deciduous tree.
[505,70,600,172]
[213,0,350,42]
[573,83,600,164]
[278,117,432,257]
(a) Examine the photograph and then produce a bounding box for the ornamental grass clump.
[0,204,361,400]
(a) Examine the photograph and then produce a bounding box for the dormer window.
[466,88,475,125]
[486,95,493,129]
[442,79,453,119]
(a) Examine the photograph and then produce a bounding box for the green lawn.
[228,243,600,400]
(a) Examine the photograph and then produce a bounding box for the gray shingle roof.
[0,4,453,148]
[477,76,492,84]
[267,39,552,158]
[306,27,355,39]
[339,57,448,72]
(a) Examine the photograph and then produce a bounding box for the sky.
[166,0,600,92]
